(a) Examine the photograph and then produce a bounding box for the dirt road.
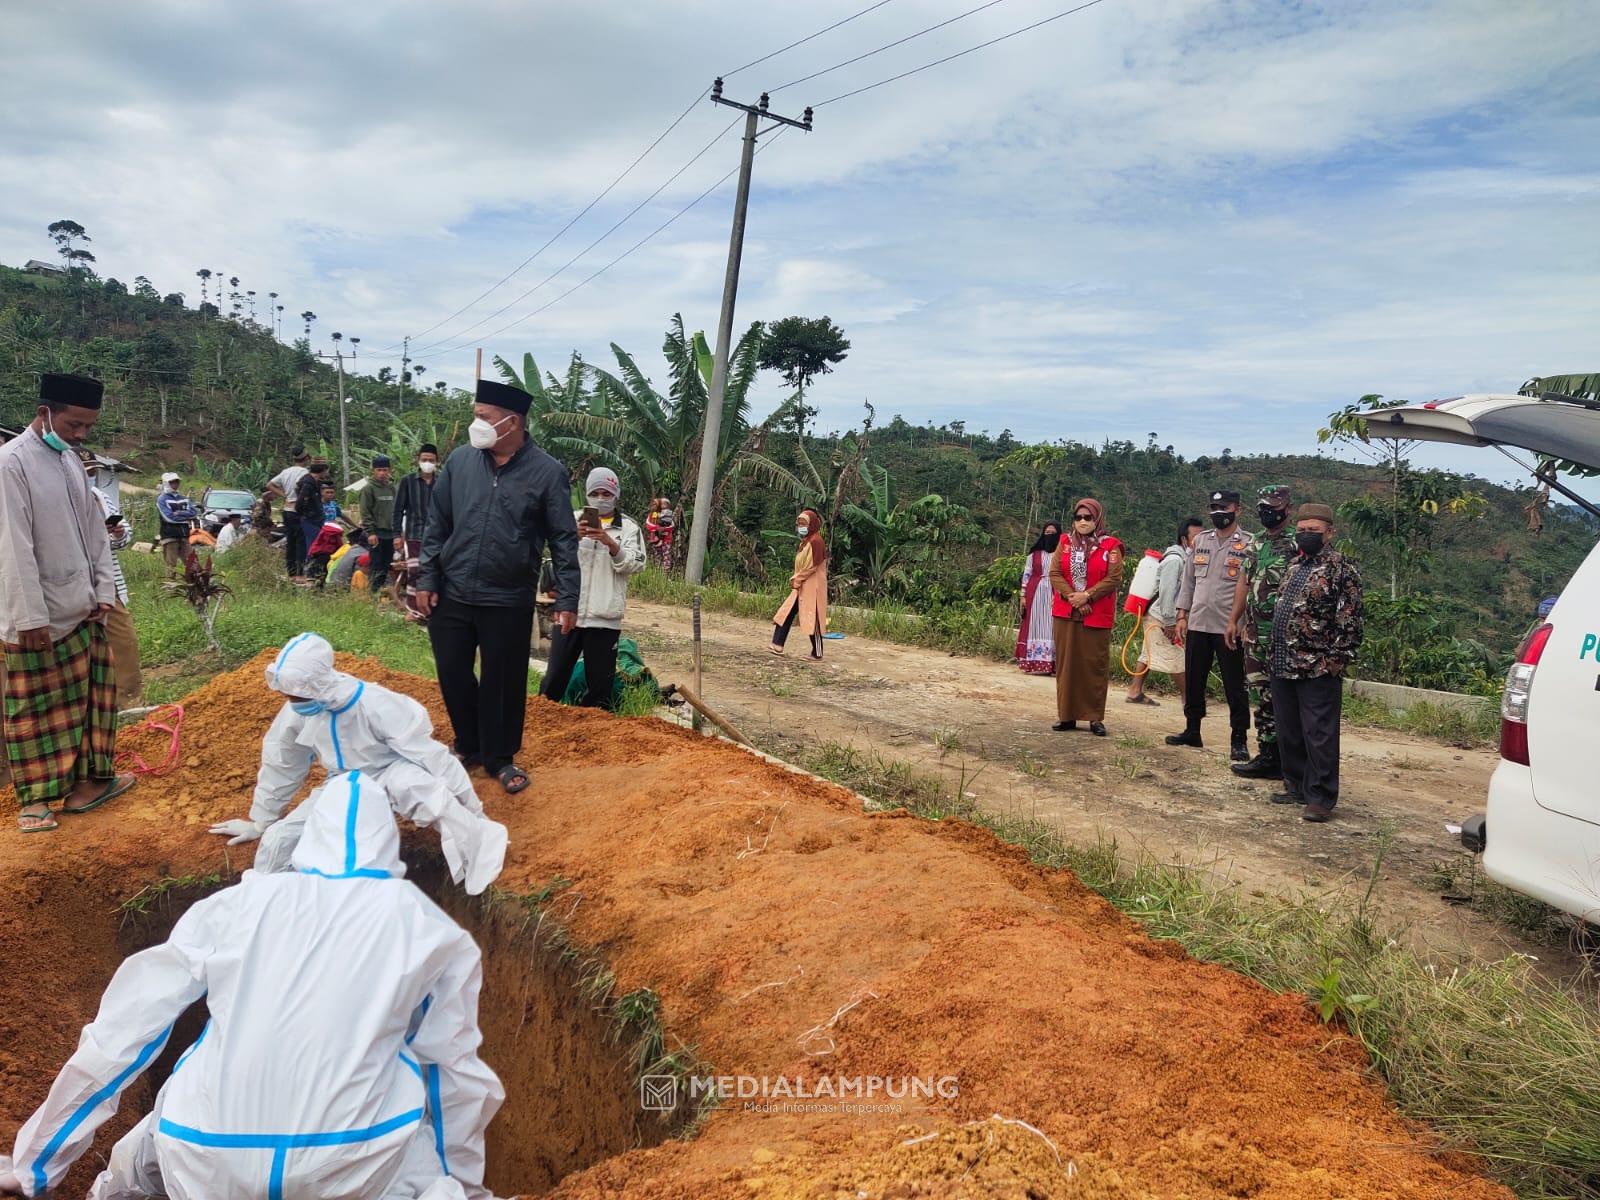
[624,600,1561,969]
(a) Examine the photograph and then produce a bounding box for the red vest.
[1051,536,1123,628]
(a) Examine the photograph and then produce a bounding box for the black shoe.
[1088,721,1107,737]
[1268,792,1302,805]
[1052,720,1077,732]
[1231,752,1282,779]
[1165,729,1203,748]
[1302,803,1334,823]
[1230,737,1249,763]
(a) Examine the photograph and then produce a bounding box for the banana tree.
[839,460,986,598]
[494,349,616,482]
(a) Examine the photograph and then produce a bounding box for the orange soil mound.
[0,652,1511,1199]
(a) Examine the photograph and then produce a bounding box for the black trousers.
[1183,629,1249,737]
[428,598,534,774]
[540,626,621,709]
[367,534,395,594]
[1270,674,1343,809]
[772,605,822,657]
[284,518,306,577]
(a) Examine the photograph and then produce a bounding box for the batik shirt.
[1244,526,1294,642]
[1268,550,1365,680]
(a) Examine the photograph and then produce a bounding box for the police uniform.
[1168,489,1254,755]
[1233,484,1293,779]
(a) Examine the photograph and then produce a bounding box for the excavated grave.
[0,652,1514,1199]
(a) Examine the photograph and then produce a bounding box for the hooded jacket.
[246,634,508,894]
[572,511,646,629]
[4,773,503,1199]
[417,440,580,610]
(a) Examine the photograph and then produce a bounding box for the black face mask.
[1295,531,1326,556]
[1210,510,1235,530]
[1258,505,1287,529]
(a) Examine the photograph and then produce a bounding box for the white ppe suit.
[242,633,507,895]
[2,771,504,1200]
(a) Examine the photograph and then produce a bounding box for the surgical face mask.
[41,411,70,454]
[1295,531,1327,557]
[587,492,617,516]
[290,699,327,716]
[467,413,514,450]
[419,461,437,475]
[796,525,810,538]
[1258,504,1287,529]
[1210,510,1235,530]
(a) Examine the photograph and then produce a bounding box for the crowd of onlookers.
[1012,486,1366,824]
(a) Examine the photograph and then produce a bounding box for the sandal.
[495,764,531,794]
[62,774,136,815]
[18,804,58,833]
[767,645,784,656]
[1125,695,1159,706]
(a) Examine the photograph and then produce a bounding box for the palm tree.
[434,380,448,395]
[301,311,317,340]
[349,336,361,360]
[275,303,284,336]
[195,269,212,308]
[412,364,426,386]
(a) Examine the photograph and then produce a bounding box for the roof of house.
[22,259,64,274]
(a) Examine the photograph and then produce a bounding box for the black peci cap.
[40,372,104,409]
[1209,489,1241,507]
[474,378,531,416]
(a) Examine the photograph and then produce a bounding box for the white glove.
[209,817,267,846]
[0,1154,22,1196]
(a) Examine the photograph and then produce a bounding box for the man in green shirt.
[360,454,398,596]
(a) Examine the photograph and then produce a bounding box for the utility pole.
[398,335,409,411]
[683,79,812,586]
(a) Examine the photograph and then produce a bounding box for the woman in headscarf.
[1014,521,1062,674]
[1047,498,1124,735]
[770,509,829,659]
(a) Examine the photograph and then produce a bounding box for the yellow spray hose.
[1120,610,1148,677]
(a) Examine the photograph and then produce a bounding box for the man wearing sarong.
[0,373,136,832]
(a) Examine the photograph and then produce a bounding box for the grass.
[778,735,1600,1200]
[1343,690,1500,748]
[117,871,228,926]
[1428,855,1580,946]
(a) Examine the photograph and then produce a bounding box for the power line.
[379,86,711,353]
[722,0,898,79]
[769,0,1013,96]
[411,116,744,356]
[434,128,791,355]
[813,0,1114,106]
[390,2,905,353]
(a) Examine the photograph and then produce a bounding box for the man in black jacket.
[417,381,579,794]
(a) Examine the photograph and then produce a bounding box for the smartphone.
[581,506,599,528]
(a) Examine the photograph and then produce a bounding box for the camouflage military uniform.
[1243,524,1293,752]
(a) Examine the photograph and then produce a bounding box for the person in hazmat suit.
[208,632,507,895]
[0,771,504,1200]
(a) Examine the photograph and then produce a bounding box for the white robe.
[3,773,504,1200]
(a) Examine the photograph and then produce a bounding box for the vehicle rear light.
[1500,622,1552,765]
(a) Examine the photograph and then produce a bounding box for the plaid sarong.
[3,621,117,805]
[395,538,429,626]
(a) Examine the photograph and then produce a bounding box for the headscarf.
[797,509,828,566]
[1028,522,1062,555]
[1066,497,1105,549]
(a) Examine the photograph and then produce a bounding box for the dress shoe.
[1164,728,1203,748]
[1231,752,1282,780]
[1302,802,1334,823]
[1052,720,1077,732]
[1088,721,1107,737]
[1230,736,1250,763]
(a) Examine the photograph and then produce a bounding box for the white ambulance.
[1363,393,1600,922]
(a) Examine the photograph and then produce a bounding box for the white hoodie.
[4,772,503,1200]
[572,512,646,630]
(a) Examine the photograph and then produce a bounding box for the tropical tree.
[133,276,160,302]
[837,460,987,597]
[301,310,317,340]
[758,314,849,390]
[48,220,95,275]
[196,269,212,308]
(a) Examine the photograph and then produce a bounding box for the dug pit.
[1,653,1517,1199]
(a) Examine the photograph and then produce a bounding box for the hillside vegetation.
[2,254,1591,692]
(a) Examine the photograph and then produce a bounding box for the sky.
[2,0,1597,490]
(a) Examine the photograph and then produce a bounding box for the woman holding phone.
[538,467,647,708]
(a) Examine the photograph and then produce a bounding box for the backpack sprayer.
[1119,549,1164,677]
